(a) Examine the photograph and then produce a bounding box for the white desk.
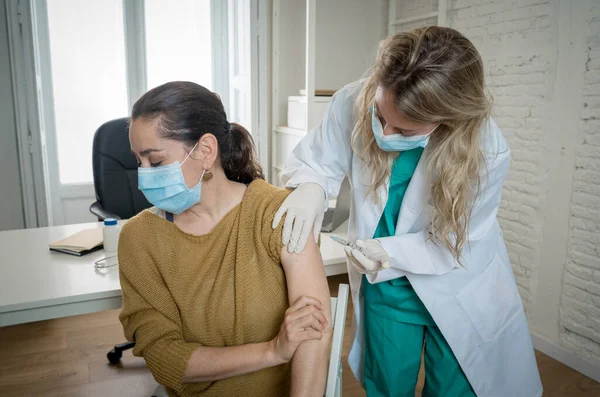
[0,221,347,327]
[320,220,349,277]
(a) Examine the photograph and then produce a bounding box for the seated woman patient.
[118,81,332,397]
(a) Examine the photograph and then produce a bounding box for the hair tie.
[225,121,231,132]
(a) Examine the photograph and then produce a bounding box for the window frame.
[8,0,242,225]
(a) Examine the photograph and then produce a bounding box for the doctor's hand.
[272,183,326,254]
[344,240,391,274]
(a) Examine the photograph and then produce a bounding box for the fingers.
[351,249,379,272]
[294,216,313,254]
[295,312,327,332]
[272,204,287,229]
[297,329,324,342]
[287,304,328,326]
[289,295,324,312]
[344,246,353,259]
[282,209,296,246]
[345,246,368,274]
[287,217,305,253]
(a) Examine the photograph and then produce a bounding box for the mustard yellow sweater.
[118,180,291,396]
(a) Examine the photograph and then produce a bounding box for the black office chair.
[90,117,152,221]
[90,118,150,364]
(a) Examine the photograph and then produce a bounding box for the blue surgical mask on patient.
[370,106,438,152]
[137,143,206,214]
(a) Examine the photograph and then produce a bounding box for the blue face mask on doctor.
[370,106,438,152]
[137,142,206,214]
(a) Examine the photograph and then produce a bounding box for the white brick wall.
[560,2,600,363]
[393,16,438,32]
[391,0,438,32]
[390,0,600,365]
[392,0,438,21]
[448,0,555,313]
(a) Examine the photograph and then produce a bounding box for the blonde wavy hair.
[352,26,492,261]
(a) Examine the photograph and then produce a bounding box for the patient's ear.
[196,133,219,169]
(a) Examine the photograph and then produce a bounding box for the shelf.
[299,89,336,96]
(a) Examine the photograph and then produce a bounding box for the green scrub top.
[362,147,435,325]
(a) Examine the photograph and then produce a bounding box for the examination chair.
[89,117,152,221]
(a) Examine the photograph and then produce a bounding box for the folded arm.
[119,264,288,390]
[118,228,299,392]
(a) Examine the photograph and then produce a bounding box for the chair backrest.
[92,118,152,219]
[326,283,349,397]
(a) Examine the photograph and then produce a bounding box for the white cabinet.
[271,0,386,186]
[272,126,304,188]
[287,95,331,131]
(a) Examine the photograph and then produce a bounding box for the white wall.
[560,0,600,364]
[393,0,600,378]
[314,0,385,90]
[271,0,387,184]
[274,0,386,126]
[273,0,306,127]
[0,4,26,232]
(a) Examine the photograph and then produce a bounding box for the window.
[46,0,128,184]
[38,0,231,186]
[144,0,213,90]
[17,0,259,226]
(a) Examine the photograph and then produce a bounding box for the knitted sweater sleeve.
[118,218,200,393]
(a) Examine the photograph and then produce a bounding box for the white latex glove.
[344,239,391,274]
[272,183,326,254]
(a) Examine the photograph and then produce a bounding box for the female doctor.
[273,26,542,397]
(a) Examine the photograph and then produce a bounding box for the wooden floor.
[0,274,598,397]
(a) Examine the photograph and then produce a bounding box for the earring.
[202,170,213,181]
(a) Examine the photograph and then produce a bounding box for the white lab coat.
[280,80,543,397]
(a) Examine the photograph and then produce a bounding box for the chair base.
[107,341,136,364]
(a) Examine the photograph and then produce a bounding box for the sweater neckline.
[147,181,259,239]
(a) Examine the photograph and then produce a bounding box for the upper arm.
[259,183,331,313]
[280,238,332,323]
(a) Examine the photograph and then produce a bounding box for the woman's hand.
[269,295,329,364]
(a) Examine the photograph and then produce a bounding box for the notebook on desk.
[49,228,104,256]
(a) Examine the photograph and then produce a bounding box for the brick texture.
[391,0,600,362]
[447,0,555,313]
[391,0,438,32]
[392,0,438,21]
[559,2,600,363]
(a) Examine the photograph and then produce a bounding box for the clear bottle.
[103,218,121,254]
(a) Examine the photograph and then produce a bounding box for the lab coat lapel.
[395,151,429,234]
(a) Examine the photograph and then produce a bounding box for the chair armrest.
[90,201,121,221]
